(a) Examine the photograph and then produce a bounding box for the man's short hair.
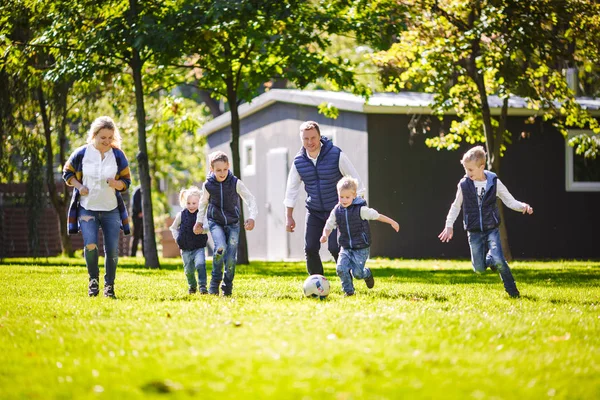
[209,151,229,167]
[337,177,358,193]
[299,120,321,136]
[461,146,487,166]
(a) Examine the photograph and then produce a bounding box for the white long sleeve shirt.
[324,206,381,232]
[284,151,365,208]
[195,180,258,225]
[170,210,209,241]
[80,144,118,211]
[445,178,527,228]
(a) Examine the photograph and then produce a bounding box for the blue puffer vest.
[294,137,343,212]
[177,209,208,250]
[335,197,371,250]
[205,171,240,225]
[461,171,501,232]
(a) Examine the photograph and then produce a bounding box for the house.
[200,89,600,261]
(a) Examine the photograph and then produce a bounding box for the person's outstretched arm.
[237,180,258,231]
[496,179,533,214]
[376,214,400,232]
[360,206,399,232]
[193,184,210,234]
[320,209,338,243]
[284,163,301,232]
[439,184,463,242]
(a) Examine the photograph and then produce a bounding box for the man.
[130,186,144,256]
[284,120,365,275]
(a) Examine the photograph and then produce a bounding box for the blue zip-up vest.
[461,171,501,232]
[294,137,343,212]
[205,171,240,225]
[335,197,371,250]
[176,209,208,250]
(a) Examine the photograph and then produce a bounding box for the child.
[438,146,533,298]
[170,186,209,294]
[193,151,258,296]
[320,177,399,296]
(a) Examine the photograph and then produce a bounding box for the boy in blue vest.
[320,177,399,296]
[438,146,533,298]
[193,151,258,296]
[170,186,209,294]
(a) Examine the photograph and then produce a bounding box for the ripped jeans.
[78,206,121,286]
[208,221,240,295]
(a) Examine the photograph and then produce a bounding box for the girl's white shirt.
[195,179,258,225]
[170,210,209,241]
[80,144,118,211]
[324,206,381,232]
[445,178,526,228]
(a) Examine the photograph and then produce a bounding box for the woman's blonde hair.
[87,116,122,149]
[179,186,202,208]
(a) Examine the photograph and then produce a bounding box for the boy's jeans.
[78,206,121,286]
[208,221,240,295]
[336,247,372,295]
[181,248,207,290]
[468,227,520,296]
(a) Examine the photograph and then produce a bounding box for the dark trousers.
[304,208,339,275]
[130,217,144,257]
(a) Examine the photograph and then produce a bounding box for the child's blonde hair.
[337,176,358,194]
[179,186,202,208]
[461,146,486,166]
[87,116,122,149]
[209,151,229,167]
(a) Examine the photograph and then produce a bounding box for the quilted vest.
[335,197,371,250]
[205,171,240,225]
[176,209,208,250]
[460,171,500,232]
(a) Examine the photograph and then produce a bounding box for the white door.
[266,148,289,260]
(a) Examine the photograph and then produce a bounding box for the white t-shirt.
[80,144,118,211]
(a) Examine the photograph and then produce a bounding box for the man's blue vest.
[335,197,371,250]
[293,137,343,212]
[205,171,240,225]
[177,209,208,250]
[460,171,501,232]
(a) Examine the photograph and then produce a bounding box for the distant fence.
[0,183,131,258]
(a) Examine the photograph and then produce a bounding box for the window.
[565,130,600,191]
[242,139,256,176]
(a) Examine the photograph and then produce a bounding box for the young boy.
[320,177,399,296]
[438,146,533,298]
[193,151,257,296]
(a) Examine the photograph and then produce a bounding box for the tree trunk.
[37,85,73,256]
[227,88,250,265]
[492,98,512,261]
[130,0,160,269]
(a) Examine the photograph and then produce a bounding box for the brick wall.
[0,183,130,258]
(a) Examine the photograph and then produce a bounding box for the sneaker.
[365,275,375,289]
[208,289,219,296]
[344,292,355,297]
[88,278,99,297]
[199,287,208,295]
[104,285,116,298]
[508,291,521,299]
[188,286,197,295]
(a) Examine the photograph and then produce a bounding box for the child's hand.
[79,185,89,196]
[522,203,533,215]
[390,221,400,232]
[193,223,203,235]
[319,235,328,243]
[438,227,453,242]
[244,219,255,231]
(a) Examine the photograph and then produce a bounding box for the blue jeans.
[468,227,520,296]
[181,248,207,290]
[305,209,339,276]
[336,247,372,295]
[208,221,240,295]
[78,206,121,286]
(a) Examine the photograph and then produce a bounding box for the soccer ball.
[303,274,331,299]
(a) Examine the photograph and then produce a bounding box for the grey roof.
[200,89,600,136]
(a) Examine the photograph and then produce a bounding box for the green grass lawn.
[1,257,599,399]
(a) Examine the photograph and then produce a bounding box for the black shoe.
[365,275,375,289]
[88,278,99,297]
[199,287,208,294]
[508,291,520,298]
[344,292,355,297]
[104,285,116,298]
[208,289,219,296]
[188,286,198,295]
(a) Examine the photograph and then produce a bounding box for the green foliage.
[317,101,340,119]
[1,259,599,398]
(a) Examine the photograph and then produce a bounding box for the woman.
[63,116,131,298]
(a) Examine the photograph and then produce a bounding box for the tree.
[370,0,600,259]
[176,0,369,264]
